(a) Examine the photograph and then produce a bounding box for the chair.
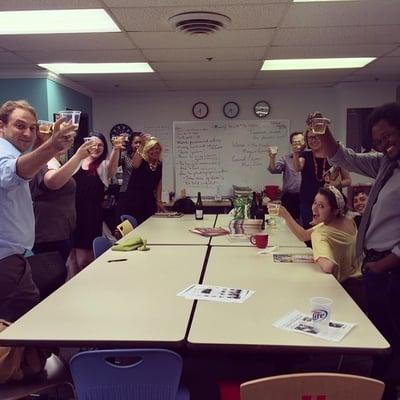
[92,236,113,258]
[0,354,72,400]
[240,372,384,400]
[115,219,134,238]
[69,348,190,400]
[120,214,138,228]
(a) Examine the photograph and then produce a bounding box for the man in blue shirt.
[0,100,76,322]
[267,131,305,220]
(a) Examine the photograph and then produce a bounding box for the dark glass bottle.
[195,192,204,220]
[249,191,258,219]
[255,192,266,229]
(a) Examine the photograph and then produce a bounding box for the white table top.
[0,246,207,347]
[212,214,306,248]
[124,214,217,245]
[187,246,389,354]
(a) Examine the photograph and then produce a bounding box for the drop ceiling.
[0,0,399,94]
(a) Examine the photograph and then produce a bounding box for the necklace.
[312,153,327,182]
[148,160,159,171]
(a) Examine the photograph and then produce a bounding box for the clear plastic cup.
[310,117,330,135]
[310,297,333,332]
[37,120,53,135]
[269,146,278,155]
[267,202,280,216]
[57,110,81,130]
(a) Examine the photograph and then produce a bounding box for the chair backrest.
[240,373,384,400]
[115,219,134,238]
[70,349,183,400]
[120,214,138,228]
[92,236,112,258]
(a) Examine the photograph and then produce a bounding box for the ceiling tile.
[17,49,145,63]
[142,46,265,62]
[0,33,134,51]
[129,29,274,49]
[266,44,397,59]
[255,69,355,83]
[158,70,256,80]
[282,1,400,27]
[152,60,261,72]
[0,0,102,11]
[0,51,31,63]
[273,25,400,46]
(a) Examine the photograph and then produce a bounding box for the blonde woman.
[122,136,165,224]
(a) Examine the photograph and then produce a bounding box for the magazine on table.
[273,254,314,263]
[273,310,355,342]
[189,227,230,237]
[177,284,255,303]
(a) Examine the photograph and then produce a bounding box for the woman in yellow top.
[275,185,359,282]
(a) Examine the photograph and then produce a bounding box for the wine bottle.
[249,192,258,219]
[255,192,266,229]
[195,192,204,220]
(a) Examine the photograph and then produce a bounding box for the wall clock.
[109,123,134,141]
[254,101,271,118]
[192,102,209,119]
[223,101,240,119]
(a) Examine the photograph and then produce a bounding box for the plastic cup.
[310,117,330,135]
[310,297,333,332]
[267,202,280,216]
[57,110,81,130]
[37,120,53,135]
[269,146,278,155]
[250,233,268,249]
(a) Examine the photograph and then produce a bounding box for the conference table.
[188,246,389,354]
[0,214,390,356]
[0,246,207,347]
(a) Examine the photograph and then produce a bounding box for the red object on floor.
[264,185,280,201]
[219,381,241,400]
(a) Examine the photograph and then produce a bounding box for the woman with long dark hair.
[68,132,122,276]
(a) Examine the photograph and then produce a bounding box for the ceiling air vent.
[168,12,231,35]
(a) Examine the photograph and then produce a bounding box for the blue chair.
[120,214,138,228]
[92,236,113,258]
[69,349,190,400]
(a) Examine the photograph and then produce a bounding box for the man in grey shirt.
[318,103,400,400]
[267,131,305,220]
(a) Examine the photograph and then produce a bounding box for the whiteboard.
[173,120,290,197]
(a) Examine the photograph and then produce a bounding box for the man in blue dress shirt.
[0,100,76,322]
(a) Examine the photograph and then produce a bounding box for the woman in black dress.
[69,132,122,276]
[124,137,165,224]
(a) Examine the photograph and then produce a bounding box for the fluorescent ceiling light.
[0,9,120,34]
[261,58,375,71]
[39,63,154,74]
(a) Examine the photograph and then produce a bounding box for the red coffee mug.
[250,233,268,249]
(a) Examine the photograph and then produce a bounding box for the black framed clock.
[254,101,271,118]
[192,102,209,119]
[109,123,134,141]
[223,101,240,119]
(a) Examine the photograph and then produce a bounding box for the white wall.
[93,81,399,192]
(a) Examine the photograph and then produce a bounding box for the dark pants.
[33,238,72,265]
[0,254,40,322]
[281,192,300,221]
[363,249,400,400]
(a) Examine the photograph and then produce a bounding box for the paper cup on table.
[310,297,333,332]
[250,233,268,249]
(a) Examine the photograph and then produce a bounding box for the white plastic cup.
[310,297,333,332]
[269,146,278,155]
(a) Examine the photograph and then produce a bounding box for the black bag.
[172,197,196,214]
